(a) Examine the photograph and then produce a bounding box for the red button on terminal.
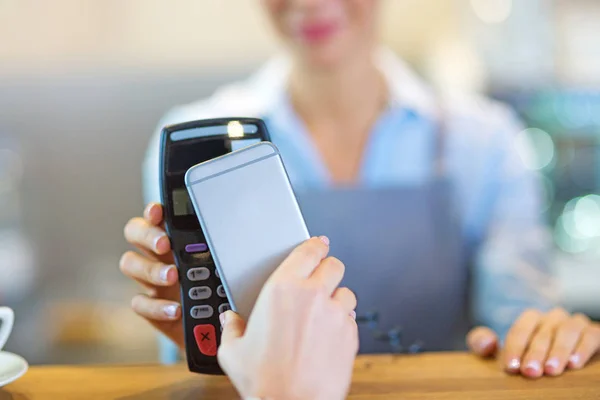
[194,324,217,356]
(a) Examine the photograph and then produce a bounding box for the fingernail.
[475,336,494,352]
[507,358,521,372]
[545,357,560,374]
[219,312,226,326]
[144,203,153,219]
[160,265,174,283]
[319,236,330,246]
[524,360,542,375]
[154,234,167,251]
[350,310,356,320]
[569,353,581,369]
[164,304,179,318]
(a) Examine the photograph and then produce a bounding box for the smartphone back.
[185,142,309,320]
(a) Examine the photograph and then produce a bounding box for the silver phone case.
[185,142,310,320]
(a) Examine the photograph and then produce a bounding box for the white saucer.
[0,351,28,387]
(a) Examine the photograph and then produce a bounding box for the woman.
[121,0,600,379]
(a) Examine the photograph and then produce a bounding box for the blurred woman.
[121,0,599,379]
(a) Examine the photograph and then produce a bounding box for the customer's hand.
[218,236,359,400]
[467,308,600,379]
[120,202,184,349]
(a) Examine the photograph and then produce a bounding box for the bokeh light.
[554,195,600,253]
[514,128,555,170]
[554,213,589,254]
[573,195,600,238]
[561,208,584,239]
[470,0,513,24]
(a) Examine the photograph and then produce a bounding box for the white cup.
[0,307,14,351]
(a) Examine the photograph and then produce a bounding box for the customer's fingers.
[310,257,345,295]
[131,294,181,321]
[272,236,330,280]
[220,311,247,345]
[119,251,178,287]
[521,308,569,378]
[332,287,357,314]
[503,309,543,373]
[466,326,498,357]
[124,216,171,256]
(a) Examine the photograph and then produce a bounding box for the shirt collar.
[374,47,438,119]
[247,46,438,121]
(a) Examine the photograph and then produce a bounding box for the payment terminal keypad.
[175,237,231,370]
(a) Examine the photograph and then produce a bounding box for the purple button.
[185,243,208,253]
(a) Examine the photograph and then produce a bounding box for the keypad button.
[191,305,214,319]
[216,285,227,298]
[194,324,217,356]
[187,267,210,281]
[215,268,220,279]
[185,243,208,253]
[218,303,231,314]
[189,286,212,300]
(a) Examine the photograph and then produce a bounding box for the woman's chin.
[295,44,349,71]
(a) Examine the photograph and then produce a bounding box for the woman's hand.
[120,202,184,349]
[218,237,359,400]
[467,308,600,378]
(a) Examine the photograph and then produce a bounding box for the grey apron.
[295,118,470,354]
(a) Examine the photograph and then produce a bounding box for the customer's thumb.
[220,310,246,344]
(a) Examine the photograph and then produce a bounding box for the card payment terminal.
[159,118,271,374]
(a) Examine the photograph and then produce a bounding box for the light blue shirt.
[143,49,557,363]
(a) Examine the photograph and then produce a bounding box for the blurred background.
[0,0,599,365]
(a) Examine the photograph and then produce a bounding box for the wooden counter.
[1,353,599,399]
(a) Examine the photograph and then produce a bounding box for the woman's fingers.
[131,294,185,349]
[310,257,345,295]
[124,216,171,256]
[119,251,178,287]
[520,308,569,378]
[131,294,181,321]
[467,326,498,357]
[332,287,357,315]
[503,309,543,373]
[483,308,598,378]
[569,323,600,369]
[144,202,165,226]
[542,313,590,376]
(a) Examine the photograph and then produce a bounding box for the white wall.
[0,0,463,76]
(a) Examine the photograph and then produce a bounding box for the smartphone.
[185,142,310,320]
[159,118,270,375]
